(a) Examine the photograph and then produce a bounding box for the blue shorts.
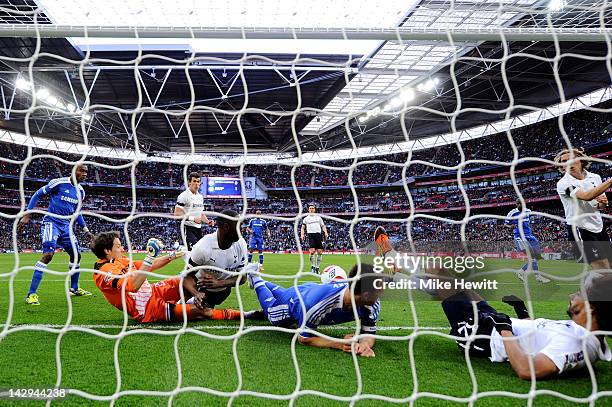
[514,235,541,255]
[249,236,264,251]
[41,221,80,254]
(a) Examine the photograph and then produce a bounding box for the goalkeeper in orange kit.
[91,231,244,322]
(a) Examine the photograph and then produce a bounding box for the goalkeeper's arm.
[129,239,184,291]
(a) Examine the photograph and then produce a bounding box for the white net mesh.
[0,0,612,405]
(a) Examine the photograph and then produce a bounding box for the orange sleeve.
[96,261,136,293]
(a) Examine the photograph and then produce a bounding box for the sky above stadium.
[35,0,415,55]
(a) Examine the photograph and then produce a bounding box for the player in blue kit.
[19,164,95,305]
[246,263,384,357]
[504,200,550,283]
[246,210,271,266]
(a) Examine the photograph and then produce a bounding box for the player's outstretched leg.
[65,250,92,297]
[246,272,291,324]
[248,248,254,263]
[259,250,264,265]
[26,252,53,306]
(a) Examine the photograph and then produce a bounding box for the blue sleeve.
[26,187,47,210]
[359,300,380,334]
[263,220,268,229]
[76,214,86,228]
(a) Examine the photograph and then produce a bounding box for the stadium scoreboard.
[200,176,256,198]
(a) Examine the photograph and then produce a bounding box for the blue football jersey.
[505,208,534,238]
[248,218,267,237]
[27,177,86,227]
[281,282,380,338]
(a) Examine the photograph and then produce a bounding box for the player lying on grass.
[246,263,384,357]
[504,199,550,283]
[91,231,243,322]
[20,164,94,306]
[375,227,612,379]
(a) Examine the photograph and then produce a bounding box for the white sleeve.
[594,173,603,185]
[239,239,248,271]
[319,216,325,227]
[176,191,188,207]
[557,178,579,198]
[538,337,585,374]
[188,242,210,269]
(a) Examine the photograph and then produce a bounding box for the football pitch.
[0,253,611,406]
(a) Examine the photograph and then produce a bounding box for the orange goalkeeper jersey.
[93,257,152,322]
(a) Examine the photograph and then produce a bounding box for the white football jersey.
[176,189,204,228]
[302,214,325,234]
[556,171,604,233]
[489,318,611,374]
[188,232,248,292]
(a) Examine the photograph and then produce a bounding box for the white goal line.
[0,323,448,331]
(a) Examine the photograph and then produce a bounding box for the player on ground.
[554,148,612,271]
[300,204,329,274]
[175,172,213,250]
[246,263,383,357]
[246,210,271,266]
[183,209,249,319]
[504,199,550,283]
[19,164,94,306]
[91,232,243,322]
[374,228,612,379]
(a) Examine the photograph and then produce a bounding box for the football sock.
[259,253,264,265]
[532,260,540,274]
[28,261,47,296]
[248,252,253,262]
[315,254,322,273]
[171,304,191,322]
[211,308,242,320]
[521,262,529,272]
[69,262,80,291]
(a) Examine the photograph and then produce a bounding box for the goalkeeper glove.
[169,244,186,260]
[486,312,513,334]
[146,238,164,257]
[502,295,530,319]
[143,238,164,268]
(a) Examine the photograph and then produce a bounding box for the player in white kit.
[300,204,328,274]
[554,148,612,271]
[185,209,257,319]
[175,172,213,250]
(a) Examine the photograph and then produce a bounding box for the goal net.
[0,0,611,405]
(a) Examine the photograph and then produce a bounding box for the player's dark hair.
[348,263,387,296]
[91,231,120,260]
[188,172,201,182]
[587,274,612,333]
[217,209,239,225]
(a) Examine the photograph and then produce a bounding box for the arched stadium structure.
[1,97,610,255]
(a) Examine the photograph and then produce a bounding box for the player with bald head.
[20,164,94,305]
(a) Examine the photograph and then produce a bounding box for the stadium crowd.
[0,101,609,189]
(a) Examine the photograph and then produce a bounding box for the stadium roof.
[0,0,609,157]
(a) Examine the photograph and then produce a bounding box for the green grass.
[0,253,611,406]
